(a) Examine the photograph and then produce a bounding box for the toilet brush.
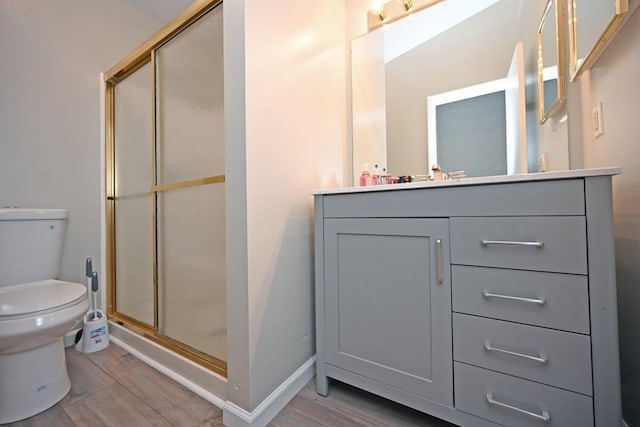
[86,258,92,297]
[82,271,109,353]
[74,258,93,350]
[89,271,98,320]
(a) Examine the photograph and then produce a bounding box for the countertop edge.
[311,167,622,195]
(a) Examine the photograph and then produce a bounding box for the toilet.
[0,208,89,423]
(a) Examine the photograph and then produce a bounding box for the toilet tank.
[0,208,68,288]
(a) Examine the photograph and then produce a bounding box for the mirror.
[537,0,566,124]
[568,0,629,80]
[351,0,569,183]
[426,41,526,177]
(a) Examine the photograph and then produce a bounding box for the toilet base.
[0,337,71,423]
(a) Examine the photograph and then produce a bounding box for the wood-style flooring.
[3,345,454,426]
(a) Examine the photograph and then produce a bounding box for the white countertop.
[311,167,622,195]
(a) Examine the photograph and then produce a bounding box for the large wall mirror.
[568,0,629,80]
[351,0,570,183]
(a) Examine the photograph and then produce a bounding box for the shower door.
[113,62,155,327]
[106,0,225,375]
[155,6,226,363]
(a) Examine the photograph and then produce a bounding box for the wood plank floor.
[3,345,455,426]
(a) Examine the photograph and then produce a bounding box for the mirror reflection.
[351,0,569,183]
[538,0,566,123]
[568,0,629,79]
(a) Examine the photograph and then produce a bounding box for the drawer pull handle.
[436,239,443,284]
[481,239,544,247]
[484,341,548,364]
[486,393,551,422]
[482,291,546,305]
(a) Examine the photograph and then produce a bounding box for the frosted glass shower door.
[113,63,154,326]
[154,5,226,362]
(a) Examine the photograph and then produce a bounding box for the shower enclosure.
[105,0,226,376]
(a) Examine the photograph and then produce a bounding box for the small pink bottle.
[359,170,372,186]
[359,163,372,186]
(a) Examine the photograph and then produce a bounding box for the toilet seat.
[0,280,87,320]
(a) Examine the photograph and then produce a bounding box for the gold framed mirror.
[567,0,629,81]
[537,0,566,124]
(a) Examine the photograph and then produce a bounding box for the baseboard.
[223,356,316,427]
[108,322,227,408]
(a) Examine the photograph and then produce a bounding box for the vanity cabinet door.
[323,218,452,406]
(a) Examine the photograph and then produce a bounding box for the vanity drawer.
[453,314,592,395]
[454,362,593,427]
[450,216,587,274]
[452,265,590,334]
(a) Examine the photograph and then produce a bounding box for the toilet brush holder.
[82,310,109,353]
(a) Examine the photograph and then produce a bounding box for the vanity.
[313,168,621,427]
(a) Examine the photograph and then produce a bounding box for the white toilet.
[0,208,89,423]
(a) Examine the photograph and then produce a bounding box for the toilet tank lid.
[0,208,68,220]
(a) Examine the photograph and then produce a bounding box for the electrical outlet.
[593,102,604,138]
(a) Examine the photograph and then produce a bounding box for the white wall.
[224,0,347,414]
[0,0,165,284]
[578,4,640,425]
[244,0,346,409]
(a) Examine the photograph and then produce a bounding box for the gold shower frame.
[105,0,226,377]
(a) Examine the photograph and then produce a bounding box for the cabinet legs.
[316,373,329,396]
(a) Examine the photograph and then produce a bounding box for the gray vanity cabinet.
[323,218,452,405]
[314,172,621,427]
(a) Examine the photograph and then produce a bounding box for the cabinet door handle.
[481,239,544,247]
[482,291,546,305]
[484,341,548,364]
[486,393,551,422]
[436,239,443,284]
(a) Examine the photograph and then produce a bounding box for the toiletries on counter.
[361,163,435,186]
[359,163,373,186]
[359,170,372,186]
[431,164,444,181]
[448,170,466,179]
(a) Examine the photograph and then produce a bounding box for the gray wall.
[0,0,164,284]
[579,4,640,425]
[436,91,507,177]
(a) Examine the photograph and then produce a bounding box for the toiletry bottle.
[380,167,387,185]
[432,163,443,181]
[372,163,380,185]
[359,163,372,186]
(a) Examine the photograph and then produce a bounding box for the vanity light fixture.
[367,0,446,31]
[378,7,388,22]
[372,2,387,23]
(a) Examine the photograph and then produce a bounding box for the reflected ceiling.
[130,0,195,23]
[383,0,499,62]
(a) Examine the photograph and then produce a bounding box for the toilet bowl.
[0,280,88,423]
[0,208,89,423]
